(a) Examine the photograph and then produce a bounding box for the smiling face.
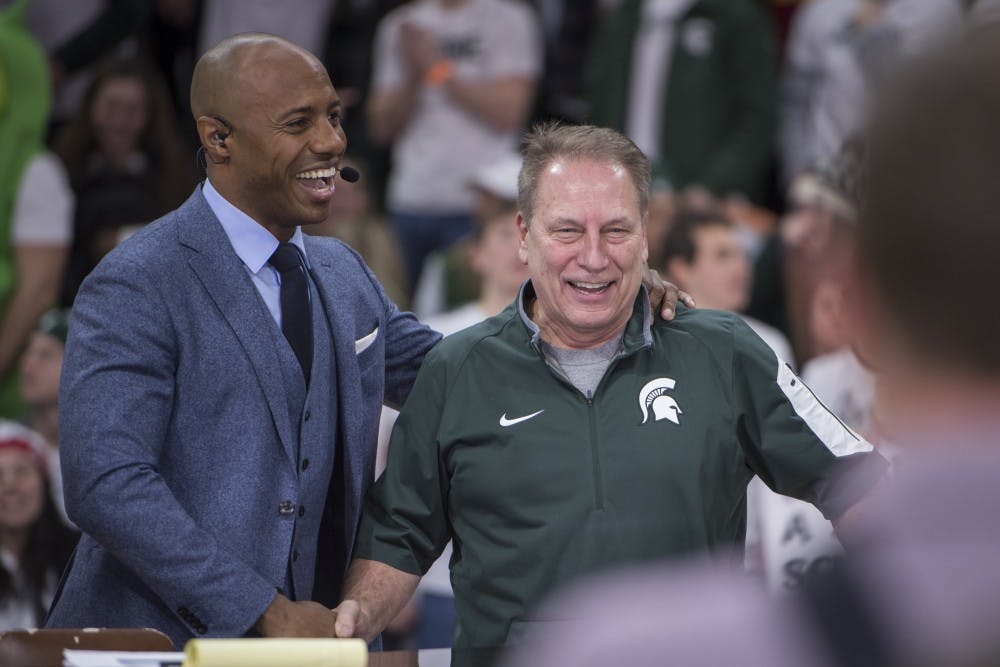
[91,75,149,163]
[518,157,648,349]
[19,333,64,408]
[673,224,751,312]
[0,448,45,533]
[214,42,347,240]
[473,209,530,297]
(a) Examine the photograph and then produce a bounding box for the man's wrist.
[255,590,288,636]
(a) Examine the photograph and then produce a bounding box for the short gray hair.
[518,122,651,225]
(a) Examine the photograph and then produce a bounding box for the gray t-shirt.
[541,337,622,398]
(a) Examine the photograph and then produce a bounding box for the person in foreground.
[333,123,887,648]
[44,33,442,646]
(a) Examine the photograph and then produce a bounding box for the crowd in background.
[1,0,999,644]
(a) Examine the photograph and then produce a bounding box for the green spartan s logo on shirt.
[639,378,683,426]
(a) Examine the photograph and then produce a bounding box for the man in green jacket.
[334,123,886,648]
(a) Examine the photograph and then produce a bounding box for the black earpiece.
[210,115,233,146]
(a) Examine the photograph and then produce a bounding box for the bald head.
[191,33,321,121]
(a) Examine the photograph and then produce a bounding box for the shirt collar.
[516,280,654,353]
[202,178,308,273]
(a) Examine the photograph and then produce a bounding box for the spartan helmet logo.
[639,378,683,425]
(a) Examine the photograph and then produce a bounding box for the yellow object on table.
[183,638,368,667]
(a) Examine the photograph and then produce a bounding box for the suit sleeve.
[729,317,887,520]
[60,257,277,637]
[352,348,451,575]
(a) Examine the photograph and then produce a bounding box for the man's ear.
[641,212,649,263]
[196,115,232,164]
[516,212,529,264]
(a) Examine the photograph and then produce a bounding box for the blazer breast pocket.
[355,326,381,378]
[355,326,379,355]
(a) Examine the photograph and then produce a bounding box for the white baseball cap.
[470,153,523,203]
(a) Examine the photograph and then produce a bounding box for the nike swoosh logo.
[499,410,545,427]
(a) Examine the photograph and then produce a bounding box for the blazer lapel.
[178,189,298,466]
[306,250,368,536]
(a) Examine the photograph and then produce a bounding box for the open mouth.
[295,167,337,199]
[568,280,613,295]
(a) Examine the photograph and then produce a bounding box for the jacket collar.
[515,279,654,355]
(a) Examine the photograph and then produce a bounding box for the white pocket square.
[354,327,379,354]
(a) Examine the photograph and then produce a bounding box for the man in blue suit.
[46,33,441,645]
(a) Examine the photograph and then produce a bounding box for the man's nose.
[313,119,346,156]
[577,231,609,271]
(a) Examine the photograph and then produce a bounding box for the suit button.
[304,409,311,422]
[279,501,295,515]
[292,549,300,562]
[196,624,207,635]
[298,505,306,518]
[301,458,310,471]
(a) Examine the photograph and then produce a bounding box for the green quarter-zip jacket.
[354,283,885,647]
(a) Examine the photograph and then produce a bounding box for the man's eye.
[329,112,342,126]
[287,119,309,129]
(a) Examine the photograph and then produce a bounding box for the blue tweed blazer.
[46,188,440,646]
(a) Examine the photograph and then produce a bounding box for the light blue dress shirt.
[202,178,310,329]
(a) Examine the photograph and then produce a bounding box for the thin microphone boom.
[338,166,361,183]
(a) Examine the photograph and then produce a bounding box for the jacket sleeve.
[352,348,451,575]
[729,317,886,520]
[60,256,277,638]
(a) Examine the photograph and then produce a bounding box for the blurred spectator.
[661,207,792,362]
[969,0,1000,23]
[309,156,410,308]
[18,310,69,524]
[506,560,831,667]
[780,131,867,364]
[815,26,1000,666]
[587,0,778,203]
[53,57,195,305]
[527,0,599,123]
[24,0,151,130]
[0,0,73,419]
[197,0,335,57]
[642,168,675,270]
[377,153,526,648]
[411,153,523,318]
[779,0,963,187]
[792,138,874,430]
[146,0,203,151]
[0,421,77,631]
[367,0,541,296]
[743,139,879,596]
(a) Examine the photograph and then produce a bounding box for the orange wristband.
[425,59,455,87]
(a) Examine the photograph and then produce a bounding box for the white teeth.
[571,281,610,289]
[296,167,337,179]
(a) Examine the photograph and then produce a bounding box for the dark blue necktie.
[268,243,313,384]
